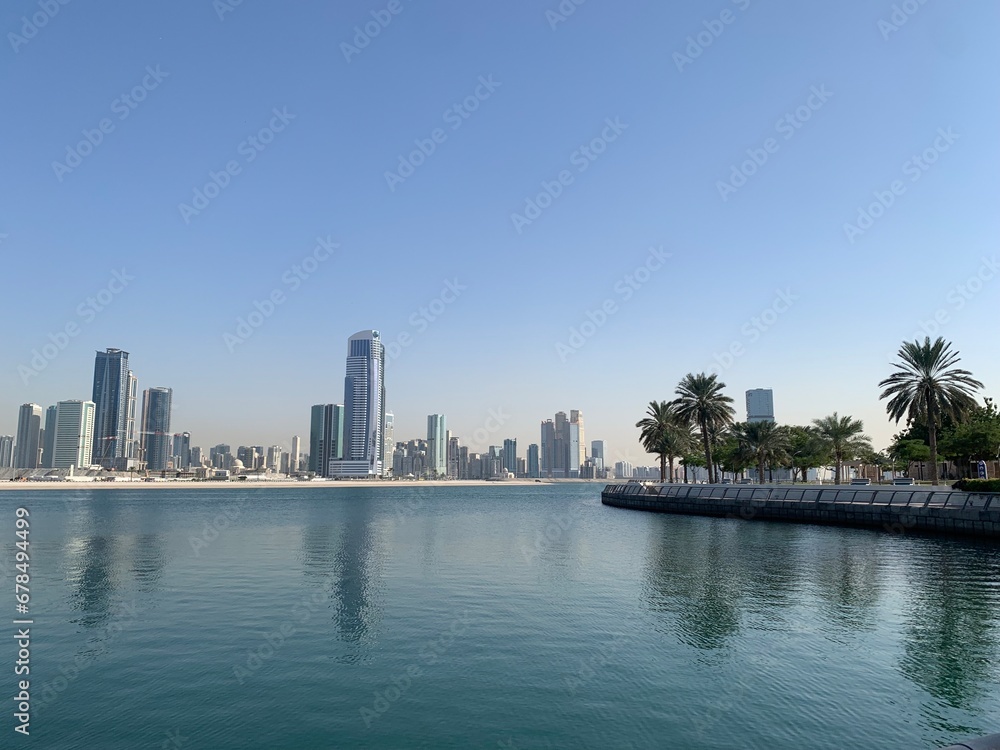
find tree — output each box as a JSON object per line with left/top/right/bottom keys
{"left": 636, "top": 401, "right": 692, "bottom": 482}
{"left": 672, "top": 373, "right": 736, "bottom": 483}
{"left": 879, "top": 337, "right": 984, "bottom": 486}
{"left": 715, "top": 432, "right": 752, "bottom": 481}
{"left": 890, "top": 438, "right": 931, "bottom": 478}
{"left": 730, "top": 421, "right": 790, "bottom": 484}
{"left": 679, "top": 452, "right": 705, "bottom": 484}
{"left": 812, "top": 413, "right": 872, "bottom": 485}
{"left": 938, "top": 399, "right": 1000, "bottom": 476}
{"left": 787, "top": 426, "right": 831, "bottom": 483}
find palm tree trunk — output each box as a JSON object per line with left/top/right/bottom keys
{"left": 659, "top": 453, "right": 666, "bottom": 483}
{"left": 927, "top": 392, "right": 939, "bottom": 486}
{"left": 700, "top": 419, "right": 713, "bottom": 483}
{"left": 834, "top": 452, "right": 841, "bottom": 485}
{"left": 668, "top": 453, "right": 675, "bottom": 483}
{"left": 757, "top": 459, "right": 765, "bottom": 484}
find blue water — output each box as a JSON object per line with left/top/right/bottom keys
{"left": 3, "top": 484, "right": 1000, "bottom": 749}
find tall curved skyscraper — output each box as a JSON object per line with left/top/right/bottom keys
{"left": 329, "top": 330, "right": 385, "bottom": 478}
{"left": 91, "top": 348, "right": 136, "bottom": 469}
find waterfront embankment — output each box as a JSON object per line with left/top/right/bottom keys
{"left": 602, "top": 482, "right": 1000, "bottom": 539}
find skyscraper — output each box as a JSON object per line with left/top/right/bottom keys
{"left": 91, "top": 348, "right": 131, "bottom": 468}
{"left": 746, "top": 389, "right": 775, "bottom": 423}
{"left": 52, "top": 400, "right": 95, "bottom": 469}
{"left": 125, "top": 371, "right": 139, "bottom": 462}
{"left": 383, "top": 412, "right": 394, "bottom": 475}
{"left": 554, "top": 411, "right": 569, "bottom": 478}
{"left": 0, "top": 436, "right": 14, "bottom": 469}
{"left": 237, "top": 446, "right": 258, "bottom": 470}
{"left": 540, "top": 420, "right": 555, "bottom": 478}
{"left": 309, "top": 404, "right": 344, "bottom": 476}
{"left": 330, "top": 330, "right": 385, "bottom": 478}
{"left": 14, "top": 403, "right": 43, "bottom": 469}
{"left": 41, "top": 405, "right": 57, "bottom": 468}
{"left": 570, "top": 410, "right": 586, "bottom": 469}
{"left": 427, "top": 414, "right": 447, "bottom": 477}
{"left": 172, "top": 432, "right": 191, "bottom": 469}
{"left": 448, "top": 436, "right": 460, "bottom": 479}
{"left": 210, "top": 444, "right": 232, "bottom": 470}
{"left": 140, "top": 387, "right": 172, "bottom": 471}
{"left": 591, "top": 440, "right": 605, "bottom": 474}
{"left": 290, "top": 435, "right": 301, "bottom": 473}
{"left": 266, "top": 445, "right": 283, "bottom": 470}
{"left": 502, "top": 438, "right": 518, "bottom": 475}
{"left": 309, "top": 404, "right": 330, "bottom": 475}
{"left": 527, "top": 443, "right": 540, "bottom": 478}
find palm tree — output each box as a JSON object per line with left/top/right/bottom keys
{"left": 636, "top": 401, "right": 691, "bottom": 482}
{"left": 812, "top": 413, "right": 872, "bottom": 485}
{"left": 672, "top": 373, "right": 736, "bottom": 483}
{"left": 731, "top": 421, "right": 790, "bottom": 484}
{"left": 879, "top": 337, "right": 983, "bottom": 486}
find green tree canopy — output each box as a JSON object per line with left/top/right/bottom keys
{"left": 939, "top": 399, "right": 1000, "bottom": 465}
{"left": 787, "top": 425, "right": 832, "bottom": 483}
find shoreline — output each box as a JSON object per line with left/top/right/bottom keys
{"left": 0, "top": 479, "right": 604, "bottom": 491}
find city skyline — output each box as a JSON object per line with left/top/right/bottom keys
{"left": 4, "top": 334, "right": 997, "bottom": 468}
{"left": 2, "top": 1, "right": 997, "bottom": 464}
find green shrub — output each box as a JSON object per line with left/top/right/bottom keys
{"left": 952, "top": 479, "right": 1000, "bottom": 493}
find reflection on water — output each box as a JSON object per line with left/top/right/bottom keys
{"left": 809, "top": 535, "right": 882, "bottom": 633}
{"left": 899, "top": 549, "right": 1000, "bottom": 725}
{"left": 642, "top": 519, "right": 803, "bottom": 651}
{"left": 66, "top": 533, "right": 122, "bottom": 631}
{"left": 299, "top": 493, "right": 383, "bottom": 650}
{"left": 128, "top": 533, "right": 165, "bottom": 592}
{"left": 642, "top": 514, "right": 1000, "bottom": 737}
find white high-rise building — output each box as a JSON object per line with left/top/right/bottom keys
{"left": 568, "top": 422, "right": 581, "bottom": 478}
{"left": 52, "top": 400, "right": 96, "bottom": 469}
{"left": 266, "top": 445, "right": 283, "bottom": 470}
{"left": 329, "top": 330, "right": 386, "bottom": 478}
{"left": 383, "top": 412, "right": 394, "bottom": 475}
{"left": 125, "top": 371, "right": 138, "bottom": 461}
{"left": 570, "top": 410, "right": 585, "bottom": 468}
{"left": 614, "top": 460, "right": 632, "bottom": 479}
{"left": 427, "top": 414, "right": 447, "bottom": 477}
{"left": 290, "top": 435, "right": 301, "bottom": 473}
{"left": 746, "top": 389, "right": 775, "bottom": 423}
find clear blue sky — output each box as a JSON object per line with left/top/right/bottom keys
{"left": 2, "top": 0, "right": 998, "bottom": 463}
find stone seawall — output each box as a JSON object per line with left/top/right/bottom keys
{"left": 601, "top": 483, "right": 1000, "bottom": 539}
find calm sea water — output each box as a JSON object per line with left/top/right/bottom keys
{"left": 3, "top": 483, "right": 1000, "bottom": 749}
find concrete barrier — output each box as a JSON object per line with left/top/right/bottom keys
{"left": 600, "top": 483, "right": 1000, "bottom": 539}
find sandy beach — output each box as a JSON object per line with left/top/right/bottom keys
{"left": 0, "top": 478, "right": 601, "bottom": 491}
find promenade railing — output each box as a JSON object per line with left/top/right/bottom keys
{"left": 602, "top": 483, "right": 998, "bottom": 512}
